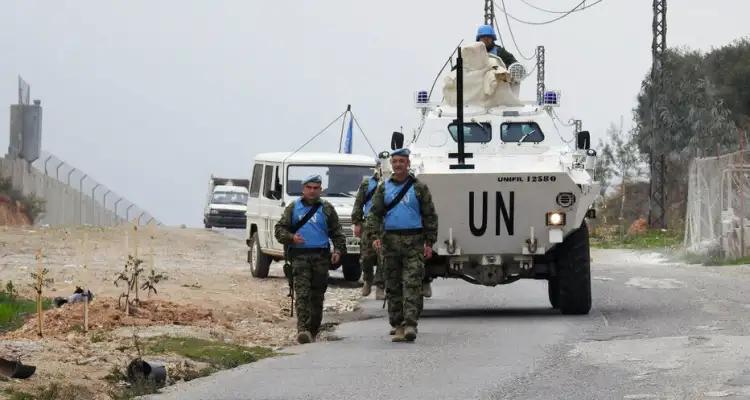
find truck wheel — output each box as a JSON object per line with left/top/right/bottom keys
{"left": 248, "top": 232, "right": 272, "bottom": 278}
{"left": 554, "top": 222, "right": 591, "bottom": 315}
{"left": 547, "top": 278, "right": 560, "bottom": 309}
{"left": 342, "top": 259, "right": 362, "bottom": 282}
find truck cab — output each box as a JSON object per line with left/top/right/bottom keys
{"left": 245, "top": 152, "right": 376, "bottom": 281}
{"left": 204, "top": 176, "right": 250, "bottom": 229}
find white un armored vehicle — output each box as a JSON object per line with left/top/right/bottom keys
{"left": 397, "top": 40, "right": 599, "bottom": 314}
{"left": 245, "top": 152, "right": 376, "bottom": 281}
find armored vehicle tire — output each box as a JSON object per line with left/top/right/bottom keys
{"left": 547, "top": 278, "right": 560, "bottom": 309}
{"left": 554, "top": 222, "right": 591, "bottom": 315}
{"left": 341, "top": 258, "right": 362, "bottom": 282}
{"left": 248, "top": 232, "right": 272, "bottom": 278}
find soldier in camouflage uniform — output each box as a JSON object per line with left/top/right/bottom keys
{"left": 275, "top": 174, "right": 346, "bottom": 344}
{"left": 369, "top": 148, "right": 438, "bottom": 342}
{"left": 352, "top": 162, "right": 385, "bottom": 299}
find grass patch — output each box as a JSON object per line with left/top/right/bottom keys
{"left": 4, "top": 383, "right": 92, "bottom": 400}
{"left": 3, "top": 387, "right": 34, "bottom": 400}
{"left": 0, "top": 292, "right": 52, "bottom": 332}
{"left": 148, "top": 336, "right": 276, "bottom": 369}
{"left": 591, "top": 229, "right": 682, "bottom": 250}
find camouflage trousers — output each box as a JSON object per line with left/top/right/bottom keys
{"left": 291, "top": 252, "right": 330, "bottom": 335}
{"left": 383, "top": 233, "right": 424, "bottom": 328}
{"left": 360, "top": 229, "right": 384, "bottom": 288}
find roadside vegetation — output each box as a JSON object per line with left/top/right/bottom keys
{"left": 0, "top": 176, "right": 45, "bottom": 223}
{"left": 590, "top": 225, "right": 682, "bottom": 250}
{"left": 0, "top": 280, "right": 51, "bottom": 332}
{"left": 102, "top": 335, "right": 277, "bottom": 399}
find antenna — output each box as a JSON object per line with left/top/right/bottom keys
{"left": 448, "top": 47, "right": 474, "bottom": 170}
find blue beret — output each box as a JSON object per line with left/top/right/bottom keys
{"left": 302, "top": 174, "right": 322, "bottom": 185}
{"left": 391, "top": 148, "right": 411, "bottom": 158}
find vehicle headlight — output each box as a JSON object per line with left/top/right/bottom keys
{"left": 546, "top": 212, "right": 566, "bottom": 226}
{"left": 210, "top": 209, "right": 219, "bottom": 215}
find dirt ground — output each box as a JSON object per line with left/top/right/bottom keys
{"left": 0, "top": 225, "right": 361, "bottom": 399}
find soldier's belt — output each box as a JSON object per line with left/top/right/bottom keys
{"left": 385, "top": 229, "right": 423, "bottom": 236}
{"left": 287, "top": 247, "right": 331, "bottom": 256}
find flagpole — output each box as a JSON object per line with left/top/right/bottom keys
{"left": 338, "top": 104, "right": 351, "bottom": 153}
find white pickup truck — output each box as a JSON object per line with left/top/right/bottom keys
{"left": 203, "top": 176, "right": 250, "bottom": 229}
{"left": 245, "top": 152, "right": 377, "bottom": 281}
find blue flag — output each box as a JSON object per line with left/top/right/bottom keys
{"left": 343, "top": 117, "right": 353, "bottom": 154}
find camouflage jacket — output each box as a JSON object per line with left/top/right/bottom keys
{"left": 366, "top": 174, "right": 438, "bottom": 245}
{"left": 274, "top": 198, "right": 347, "bottom": 254}
{"left": 351, "top": 174, "right": 379, "bottom": 225}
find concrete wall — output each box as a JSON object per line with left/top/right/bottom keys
{"left": 0, "top": 156, "right": 124, "bottom": 226}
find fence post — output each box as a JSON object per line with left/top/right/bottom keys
{"left": 43, "top": 155, "right": 53, "bottom": 176}
{"left": 102, "top": 190, "right": 112, "bottom": 226}
{"left": 79, "top": 175, "right": 88, "bottom": 225}
{"left": 126, "top": 204, "right": 135, "bottom": 223}
{"left": 740, "top": 131, "right": 746, "bottom": 258}
{"left": 66, "top": 168, "right": 76, "bottom": 185}
{"left": 56, "top": 162, "right": 64, "bottom": 182}
{"left": 91, "top": 184, "right": 101, "bottom": 226}
{"left": 114, "top": 198, "right": 123, "bottom": 226}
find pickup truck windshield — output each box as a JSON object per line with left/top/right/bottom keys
{"left": 212, "top": 191, "right": 248, "bottom": 205}
{"left": 287, "top": 165, "right": 373, "bottom": 197}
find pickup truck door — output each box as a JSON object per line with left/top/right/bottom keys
{"left": 246, "top": 163, "right": 263, "bottom": 242}
{"left": 259, "top": 164, "right": 285, "bottom": 253}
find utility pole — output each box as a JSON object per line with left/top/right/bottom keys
{"left": 484, "top": 0, "right": 494, "bottom": 25}
{"left": 649, "top": 0, "right": 667, "bottom": 229}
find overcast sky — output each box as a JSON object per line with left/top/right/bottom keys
{"left": 1, "top": 0, "right": 747, "bottom": 226}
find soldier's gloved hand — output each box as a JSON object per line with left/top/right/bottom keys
{"left": 292, "top": 233, "right": 305, "bottom": 245}
{"left": 353, "top": 224, "right": 362, "bottom": 238}
{"left": 423, "top": 243, "right": 433, "bottom": 260}
{"left": 373, "top": 239, "right": 382, "bottom": 251}
{"left": 331, "top": 252, "right": 341, "bottom": 265}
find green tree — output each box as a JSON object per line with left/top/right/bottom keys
{"left": 600, "top": 119, "right": 644, "bottom": 235}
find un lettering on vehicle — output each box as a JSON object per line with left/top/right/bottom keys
{"left": 468, "top": 191, "right": 514, "bottom": 237}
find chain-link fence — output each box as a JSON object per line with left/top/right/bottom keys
{"left": 0, "top": 151, "right": 160, "bottom": 226}
{"left": 685, "top": 150, "right": 750, "bottom": 259}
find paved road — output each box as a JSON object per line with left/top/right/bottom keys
{"left": 152, "top": 250, "right": 750, "bottom": 400}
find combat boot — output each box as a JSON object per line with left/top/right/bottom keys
{"left": 404, "top": 325, "right": 417, "bottom": 342}
{"left": 297, "top": 331, "right": 313, "bottom": 344}
{"left": 361, "top": 282, "right": 372, "bottom": 297}
{"left": 423, "top": 281, "right": 432, "bottom": 298}
{"left": 391, "top": 326, "right": 406, "bottom": 342}
{"left": 375, "top": 286, "right": 385, "bottom": 300}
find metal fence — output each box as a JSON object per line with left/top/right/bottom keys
{"left": 685, "top": 150, "right": 750, "bottom": 259}
{"left": 0, "top": 151, "right": 160, "bottom": 226}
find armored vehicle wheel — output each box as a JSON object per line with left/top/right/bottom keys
{"left": 547, "top": 278, "right": 560, "bottom": 309}
{"left": 341, "top": 258, "right": 362, "bottom": 282}
{"left": 248, "top": 232, "right": 272, "bottom": 278}
{"left": 554, "top": 223, "right": 591, "bottom": 315}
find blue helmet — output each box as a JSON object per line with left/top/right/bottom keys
{"left": 476, "top": 24, "right": 497, "bottom": 41}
